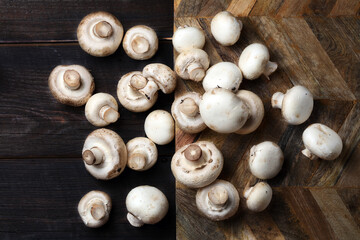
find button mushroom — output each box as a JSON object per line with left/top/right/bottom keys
{"left": 144, "top": 110, "right": 175, "bottom": 145}
{"left": 238, "top": 43, "right": 278, "bottom": 80}
{"left": 272, "top": 85, "right": 314, "bottom": 125}
{"left": 249, "top": 141, "right": 284, "bottom": 179}
{"left": 126, "top": 137, "right": 158, "bottom": 171}
{"left": 77, "top": 11, "right": 124, "bottom": 57}
{"left": 196, "top": 180, "right": 240, "bottom": 221}
{"left": 85, "top": 93, "right": 120, "bottom": 127}
{"left": 122, "top": 25, "right": 158, "bottom": 60}
{"left": 78, "top": 190, "right": 112, "bottom": 228}
{"left": 302, "top": 123, "right": 343, "bottom": 160}
{"left": 48, "top": 65, "right": 94, "bottom": 106}
{"left": 211, "top": 11, "right": 242, "bottom": 46}
{"left": 175, "top": 48, "right": 210, "bottom": 82}
{"left": 82, "top": 128, "right": 127, "bottom": 180}
{"left": 172, "top": 26, "right": 205, "bottom": 53}
{"left": 171, "top": 92, "right": 207, "bottom": 134}
{"left": 202, "top": 62, "right": 242, "bottom": 92}
{"left": 171, "top": 141, "right": 224, "bottom": 188}
{"left": 126, "top": 185, "right": 168, "bottom": 227}
{"left": 244, "top": 182, "right": 272, "bottom": 212}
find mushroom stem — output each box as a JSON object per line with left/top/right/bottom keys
{"left": 138, "top": 79, "right": 159, "bottom": 100}
{"left": 271, "top": 92, "right": 284, "bottom": 109}
{"left": 128, "top": 152, "right": 147, "bottom": 170}
{"left": 301, "top": 148, "right": 318, "bottom": 160}
{"left": 187, "top": 63, "right": 205, "bottom": 82}
{"left": 179, "top": 98, "right": 199, "bottom": 117}
{"left": 131, "top": 35, "right": 150, "bottom": 54}
{"left": 63, "top": 69, "right": 81, "bottom": 90}
{"left": 93, "top": 21, "right": 113, "bottom": 38}
{"left": 90, "top": 201, "right": 106, "bottom": 220}
{"left": 243, "top": 186, "right": 253, "bottom": 199}
{"left": 208, "top": 185, "right": 228, "bottom": 209}
{"left": 184, "top": 144, "right": 202, "bottom": 161}
{"left": 99, "top": 105, "right": 120, "bottom": 124}
{"left": 263, "top": 61, "right": 278, "bottom": 80}
{"left": 130, "top": 74, "right": 148, "bottom": 90}
{"left": 127, "top": 212, "right": 144, "bottom": 227}
{"left": 83, "top": 147, "right": 104, "bottom": 165}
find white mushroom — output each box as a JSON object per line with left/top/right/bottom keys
{"left": 175, "top": 48, "right": 210, "bottom": 82}
{"left": 48, "top": 65, "right": 94, "bottom": 106}
{"left": 302, "top": 123, "right": 343, "bottom": 160}
{"left": 122, "top": 25, "right": 158, "bottom": 60}
{"left": 85, "top": 93, "right": 120, "bottom": 127}
{"left": 244, "top": 182, "right": 272, "bottom": 212}
{"left": 238, "top": 43, "right": 278, "bottom": 80}
{"left": 171, "top": 141, "right": 224, "bottom": 188}
{"left": 202, "top": 62, "right": 242, "bottom": 92}
{"left": 126, "top": 137, "right": 158, "bottom": 171}
{"left": 272, "top": 85, "right": 314, "bottom": 125}
{"left": 78, "top": 190, "right": 111, "bottom": 228}
{"left": 126, "top": 186, "right": 168, "bottom": 227}
{"left": 211, "top": 11, "right": 242, "bottom": 46}
{"left": 172, "top": 26, "right": 205, "bottom": 53}
{"left": 171, "top": 92, "right": 206, "bottom": 134}
{"left": 82, "top": 128, "right": 127, "bottom": 180}
{"left": 144, "top": 110, "right": 174, "bottom": 145}
{"left": 77, "top": 11, "right": 124, "bottom": 57}
{"left": 196, "top": 180, "right": 240, "bottom": 221}
{"left": 249, "top": 141, "right": 284, "bottom": 179}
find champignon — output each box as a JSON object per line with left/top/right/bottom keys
{"left": 126, "top": 185, "right": 168, "bottom": 227}
{"left": 171, "top": 141, "right": 224, "bottom": 188}
{"left": 144, "top": 110, "right": 175, "bottom": 145}
{"left": 123, "top": 25, "right": 158, "bottom": 60}
{"left": 77, "top": 11, "right": 124, "bottom": 57}
{"left": 85, "top": 93, "right": 120, "bottom": 127}
{"left": 238, "top": 43, "right": 278, "bottom": 80}
{"left": 172, "top": 26, "right": 205, "bottom": 53}
{"left": 175, "top": 48, "right": 210, "bottom": 82}
{"left": 48, "top": 65, "right": 94, "bottom": 106}
{"left": 211, "top": 11, "right": 242, "bottom": 46}
{"left": 244, "top": 182, "right": 272, "bottom": 212}
{"left": 202, "top": 62, "right": 242, "bottom": 92}
{"left": 302, "top": 123, "right": 343, "bottom": 160}
{"left": 196, "top": 180, "right": 239, "bottom": 221}
{"left": 272, "top": 85, "right": 314, "bottom": 125}
{"left": 249, "top": 141, "right": 284, "bottom": 179}
{"left": 126, "top": 137, "right": 158, "bottom": 171}
{"left": 171, "top": 92, "right": 207, "bottom": 134}
{"left": 78, "top": 190, "right": 112, "bottom": 228}
{"left": 82, "top": 128, "right": 127, "bottom": 180}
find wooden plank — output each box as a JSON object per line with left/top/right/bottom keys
{"left": 302, "top": 0, "right": 337, "bottom": 17}
{"left": 0, "top": 0, "right": 173, "bottom": 42}
{"left": 337, "top": 188, "right": 360, "bottom": 227}
{"left": 329, "top": 0, "right": 360, "bottom": 16}
{"left": 336, "top": 142, "right": 360, "bottom": 187}
{"left": 226, "top": 0, "right": 257, "bottom": 17}
{"left": 175, "top": 0, "right": 231, "bottom": 18}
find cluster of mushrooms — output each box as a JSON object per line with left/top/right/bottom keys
{"left": 49, "top": 10, "right": 344, "bottom": 227}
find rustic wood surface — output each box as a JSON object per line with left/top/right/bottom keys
{"left": 174, "top": 1, "right": 360, "bottom": 239}
{"left": 0, "top": 1, "right": 175, "bottom": 239}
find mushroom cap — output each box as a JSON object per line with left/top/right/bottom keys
{"left": 78, "top": 190, "right": 112, "bottom": 228}
{"left": 77, "top": 11, "right": 124, "bottom": 57}
{"left": 244, "top": 182, "right": 272, "bottom": 212}
{"left": 210, "top": 11, "right": 242, "bottom": 46}
{"left": 196, "top": 180, "right": 240, "bottom": 221}
{"left": 82, "top": 128, "right": 127, "bottom": 180}
{"left": 144, "top": 110, "right": 175, "bottom": 145}
{"left": 85, "top": 93, "right": 119, "bottom": 127}
{"left": 203, "top": 62, "right": 242, "bottom": 92}
{"left": 126, "top": 185, "right": 168, "bottom": 226}
{"left": 126, "top": 137, "right": 158, "bottom": 171}
{"left": 249, "top": 141, "right": 284, "bottom": 179}
{"left": 172, "top": 26, "right": 205, "bottom": 53}
{"left": 238, "top": 43, "right": 270, "bottom": 80}
{"left": 175, "top": 48, "right": 210, "bottom": 81}
{"left": 302, "top": 123, "right": 343, "bottom": 160}
{"left": 171, "top": 141, "right": 224, "bottom": 188}
{"left": 235, "top": 90, "right": 264, "bottom": 134}
{"left": 122, "top": 25, "right": 158, "bottom": 60}
{"left": 117, "top": 71, "right": 158, "bottom": 112}
{"left": 48, "top": 65, "right": 94, "bottom": 106}
{"left": 171, "top": 92, "right": 207, "bottom": 134}
{"left": 199, "top": 88, "right": 250, "bottom": 133}
{"left": 142, "top": 63, "right": 177, "bottom": 94}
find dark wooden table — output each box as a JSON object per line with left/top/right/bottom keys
{"left": 0, "top": 1, "right": 175, "bottom": 239}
